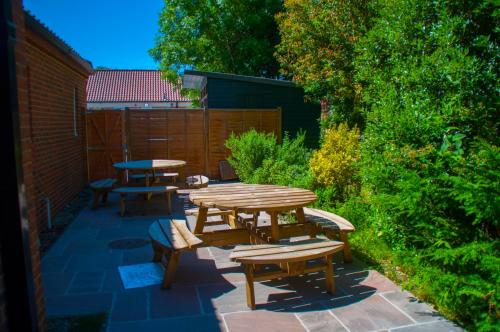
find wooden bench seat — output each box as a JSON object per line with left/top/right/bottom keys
{"left": 89, "top": 178, "right": 117, "bottom": 209}
{"left": 149, "top": 219, "right": 203, "bottom": 288}
{"left": 230, "top": 238, "right": 344, "bottom": 309}
{"left": 303, "top": 207, "right": 355, "bottom": 263}
{"left": 112, "top": 186, "right": 178, "bottom": 216}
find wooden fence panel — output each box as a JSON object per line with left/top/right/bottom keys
{"left": 86, "top": 108, "right": 280, "bottom": 181}
{"left": 206, "top": 109, "right": 281, "bottom": 178}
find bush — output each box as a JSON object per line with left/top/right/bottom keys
{"left": 310, "top": 123, "right": 360, "bottom": 201}
{"left": 226, "top": 130, "right": 312, "bottom": 188}
{"left": 225, "top": 129, "right": 277, "bottom": 183}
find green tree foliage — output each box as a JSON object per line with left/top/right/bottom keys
{"left": 276, "top": 0, "right": 499, "bottom": 328}
{"left": 275, "top": 0, "right": 372, "bottom": 125}
{"left": 150, "top": 0, "right": 283, "bottom": 82}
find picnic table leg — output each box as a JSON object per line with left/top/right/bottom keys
{"left": 295, "top": 207, "right": 306, "bottom": 223}
{"left": 91, "top": 190, "right": 101, "bottom": 209}
{"left": 162, "top": 251, "right": 180, "bottom": 289}
{"left": 119, "top": 194, "right": 126, "bottom": 217}
{"left": 145, "top": 171, "right": 152, "bottom": 200}
{"left": 165, "top": 192, "right": 172, "bottom": 214}
{"left": 244, "top": 264, "right": 256, "bottom": 310}
{"left": 325, "top": 254, "right": 335, "bottom": 294}
{"left": 270, "top": 211, "right": 279, "bottom": 242}
{"left": 340, "top": 232, "right": 353, "bottom": 263}
{"left": 194, "top": 206, "right": 208, "bottom": 234}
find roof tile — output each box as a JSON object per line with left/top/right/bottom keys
{"left": 87, "top": 70, "right": 191, "bottom": 103}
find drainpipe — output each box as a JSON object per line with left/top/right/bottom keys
{"left": 42, "top": 197, "right": 52, "bottom": 230}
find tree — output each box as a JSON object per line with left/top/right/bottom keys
{"left": 150, "top": 0, "right": 283, "bottom": 82}
{"left": 275, "top": 0, "right": 372, "bottom": 126}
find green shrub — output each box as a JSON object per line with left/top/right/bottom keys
{"left": 225, "top": 129, "right": 277, "bottom": 183}
{"left": 226, "top": 130, "right": 312, "bottom": 188}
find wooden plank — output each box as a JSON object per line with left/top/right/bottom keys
{"left": 231, "top": 245, "right": 343, "bottom": 264}
{"left": 230, "top": 239, "right": 342, "bottom": 260}
{"left": 157, "top": 219, "right": 188, "bottom": 250}
{"left": 171, "top": 220, "right": 203, "bottom": 248}
{"left": 304, "top": 207, "right": 355, "bottom": 232}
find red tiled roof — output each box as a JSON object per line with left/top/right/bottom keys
{"left": 87, "top": 70, "right": 191, "bottom": 102}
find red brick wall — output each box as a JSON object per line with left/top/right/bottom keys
{"left": 11, "top": 0, "right": 46, "bottom": 329}
{"left": 25, "top": 26, "right": 89, "bottom": 231}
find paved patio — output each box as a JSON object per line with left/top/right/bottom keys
{"left": 41, "top": 184, "right": 464, "bottom": 331}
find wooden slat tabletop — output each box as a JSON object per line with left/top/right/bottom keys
{"left": 189, "top": 183, "right": 317, "bottom": 212}
{"left": 113, "top": 159, "right": 186, "bottom": 170}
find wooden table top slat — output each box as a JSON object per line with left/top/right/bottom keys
{"left": 190, "top": 183, "right": 316, "bottom": 212}
{"left": 113, "top": 159, "right": 186, "bottom": 170}
{"left": 192, "top": 194, "right": 317, "bottom": 206}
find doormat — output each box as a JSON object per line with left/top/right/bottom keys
{"left": 118, "top": 262, "right": 164, "bottom": 289}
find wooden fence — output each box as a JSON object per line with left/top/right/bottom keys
{"left": 86, "top": 108, "right": 281, "bottom": 182}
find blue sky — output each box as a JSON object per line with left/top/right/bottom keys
{"left": 24, "top": 0, "right": 164, "bottom": 69}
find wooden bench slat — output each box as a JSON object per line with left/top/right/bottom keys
{"left": 171, "top": 220, "right": 203, "bottom": 248}
{"left": 303, "top": 207, "right": 355, "bottom": 232}
{"left": 230, "top": 239, "right": 343, "bottom": 261}
{"left": 158, "top": 219, "right": 188, "bottom": 250}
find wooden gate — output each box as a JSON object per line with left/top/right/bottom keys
{"left": 86, "top": 110, "right": 125, "bottom": 181}
{"left": 86, "top": 108, "right": 280, "bottom": 181}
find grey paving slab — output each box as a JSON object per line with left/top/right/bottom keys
{"left": 108, "top": 315, "right": 226, "bottom": 332}
{"left": 110, "top": 289, "right": 148, "bottom": 322}
{"left": 297, "top": 310, "right": 348, "bottom": 332}
{"left": 101, "top": 268, "right": 124, "bottom": 293}
{"left": 390, "top": 320, "right": 464, "bottom": 331}
{"left": 42, "top": 272, "right": 74, "bottom": 296}
{"left": 41, "top": 255, "right": 72, "bottom": 273}
{"left": 45, "top": 292, "right": 113, "bottom": 316}
{"left": 331, "top": 294, "right": 414, "bottom": 332}
{"left": 64, "top": 252, "right": 123, "bottom": 273}
{"left": 149, "top": 285, "right": 202, "bottom": 319}
{"left": 382, "top": 291, "right": 443, "bottom": 323}
{"left": 223, "top": 311, "right": 305, "bottom": 332}
{"left": 121, "top": 246, "right": 154, "bottom": 265}
{"left": 67, "top": 271, "right": 105, "bottom": 294}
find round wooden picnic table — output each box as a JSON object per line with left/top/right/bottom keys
{"left": 189, "top": 183, "right": 317, "bottom": 242}
{"left": 113, "top": 159, "right": 186, "bottom": 198}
